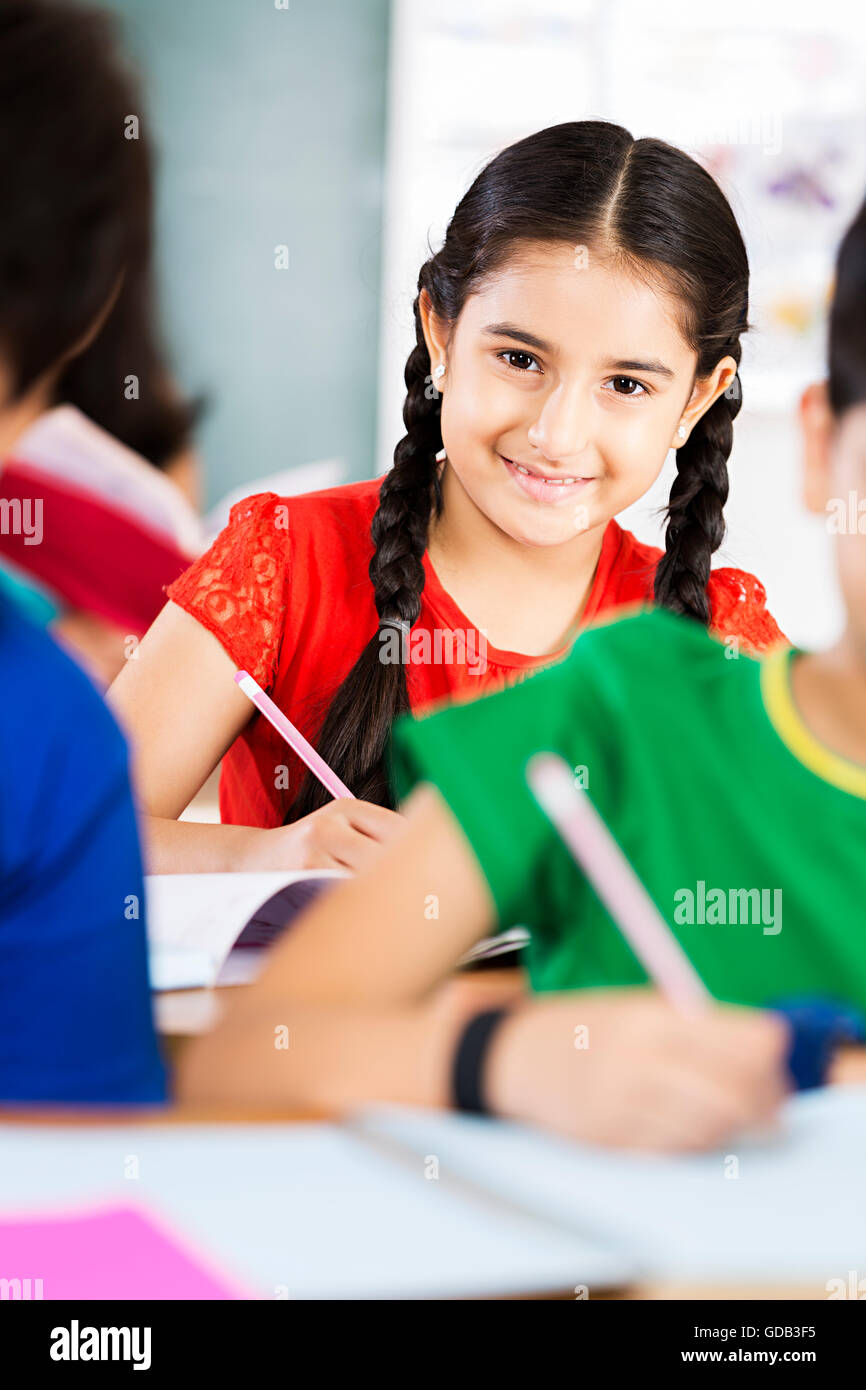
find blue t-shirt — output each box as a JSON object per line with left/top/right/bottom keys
{"left": 0, "top": 599, "right": 166, "bottom": 1103}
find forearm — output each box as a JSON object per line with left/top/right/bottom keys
{"left": 175, "top": 994, "right": 458, "bottom": 1112}
{"left": 140, "top": 814, "right": 283, "bottom": 874}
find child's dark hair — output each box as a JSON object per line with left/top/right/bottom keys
{"left": 291, "top": 119, "right": 750, "bottom": 816}
{"left": 829, "top": 196, "right": 866, "bottom": 418}
{"left": 0, "top": 0, "right": 198, "bottom": 465}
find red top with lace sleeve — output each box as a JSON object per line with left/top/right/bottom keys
{"left": 165, "top": 478, "right": 787, "bottom": 828}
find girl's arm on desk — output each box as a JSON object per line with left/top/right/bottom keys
{"left": 107, "top": 601, "right": 402, "bottom": 873}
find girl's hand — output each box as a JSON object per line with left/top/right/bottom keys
{"left": 485, "top": 990, "right": 790, "bottom": 1152}
{"left": 245, "top": 798, "right": 404, "bottom": 873}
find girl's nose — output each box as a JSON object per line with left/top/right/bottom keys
{"left": 527, "top": 380, "right": 590, "bottom": 462}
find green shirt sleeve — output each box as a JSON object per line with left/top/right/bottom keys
{"left": 388, "top": 641, "right": 614, "bottom": 933}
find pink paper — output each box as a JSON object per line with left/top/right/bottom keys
{"left": 0, "top": 1204, "right": 246, "bottom": 1300}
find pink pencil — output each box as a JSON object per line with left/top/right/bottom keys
{"left": 526, "top": 752, "right": 710, "bottom": 1015}
{"left": 234, "top": 670, "right": 354, "bottom": 801}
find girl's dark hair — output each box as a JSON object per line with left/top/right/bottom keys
{"left": 0, "top": 0, "right": 197, "bottom": 465}
{"left": 290, "top": 119, "right": 750, "bottom": 817}
{"left": 829, "top": 196, "right": 866, "bottom": 418}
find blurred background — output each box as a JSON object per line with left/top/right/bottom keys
{"left": 104, "top": 0, "right": 866, "bottom": 647}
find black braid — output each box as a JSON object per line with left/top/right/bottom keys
{"left": 653, "top": 361, "right": 742, "bottom": 625}
{"left": 370, "top": 345, "right": 443, "bottom": 629}
{"left": 286, "top": 280, "right": 443, "bottom": 818}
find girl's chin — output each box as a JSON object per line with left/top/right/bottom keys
{"left": 494, "top": 508, "right": 596, "bottom": 548}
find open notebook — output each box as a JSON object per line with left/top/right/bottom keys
{"left": 145, "top": 872, "right": 528, "bottom": 992}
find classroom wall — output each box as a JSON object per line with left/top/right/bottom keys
{"left": 105, "top": 0, "right": 391, "bottom": 506}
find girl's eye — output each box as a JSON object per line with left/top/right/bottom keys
{"left": 605, "top": 375, "right": 650, "bottom": 397}
{"left": 497, "top": 349, "right": 541, "bottom": 373}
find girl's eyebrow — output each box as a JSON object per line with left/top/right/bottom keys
{"left": 604, "top": 357, "right": 676, "bottom": 380}
{"left": 482, "top": 322, "right": 551, "bottom": 352}
{"left": 482, "top": 324, "right": 676, "bottom": 380}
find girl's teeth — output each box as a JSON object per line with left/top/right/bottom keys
{"left": 513, "top": 462, "right": 578, "bottom": 484}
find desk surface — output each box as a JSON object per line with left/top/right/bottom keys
{"left": 0, "top": 1105, "right": 834, "bottom": 1302}
{"left": 0, "top": 1109, "right": 630, "bottom": 1299}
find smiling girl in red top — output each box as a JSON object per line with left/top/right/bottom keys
{"left": 110, "top": 120, "right": 785, "bottom": 872}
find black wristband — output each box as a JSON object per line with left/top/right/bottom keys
{"left": 451, "top": 1007, "right": 512, "bottom": 1114}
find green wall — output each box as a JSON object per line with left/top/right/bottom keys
{"left": 106, "top": 0, "right": 390, "bottom": 503}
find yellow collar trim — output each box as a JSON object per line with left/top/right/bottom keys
{"left": 761, "top": 648, "right": 866, "bottom": 801}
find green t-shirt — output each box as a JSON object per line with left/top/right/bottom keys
{"left": 388, "top": 608, "right": 866, "bottom": 1013}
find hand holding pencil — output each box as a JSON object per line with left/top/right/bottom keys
{"left": 234, "top": 669, "right": 402, "bottom": 873}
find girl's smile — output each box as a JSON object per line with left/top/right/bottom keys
{"left": 500, "top": 453, "right": 598, "bottom": 506}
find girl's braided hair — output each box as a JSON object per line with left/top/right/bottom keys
{"left": 290, "top": 120, "right": 749, "bottom": 817}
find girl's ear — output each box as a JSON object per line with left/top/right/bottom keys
{"left": 674, "top": 356, "right": 738, "bottom": 447}
{"left": 800, "top": 380, "right": 835, "bottom": 515}
{"left": 418, "top": 289, "right": 449, "bottom": 379}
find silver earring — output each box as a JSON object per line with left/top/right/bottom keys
{"left": 435, "top": 447, "right": 447, "bottom": 463}
{"left": 676, "top": 425, "right": 687, "bottom": 441}
{"left": 433, "top": 364, "right": 446, "bottom": 382}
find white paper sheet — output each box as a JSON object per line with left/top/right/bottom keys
{"left": 0, "top": 1123, "right": 631, "bottom": 1299}
{"left": 144, "top": 871, "right": 343, "bottom": 991}
{"left": 355, "top": 1086, "right": 866, "bottom": 1286}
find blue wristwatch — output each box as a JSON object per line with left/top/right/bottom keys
{"left": 771, "top": 996, "right": 866, "bottom": 1091}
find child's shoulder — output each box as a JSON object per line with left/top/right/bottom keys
{"left": 0, "top": 599, "right": 127, "bottom": 778}
{"left": 285, "top": 475, "right": 383, "bottom": 509}
{"left": 706, "top": 566, "right": 787, "bottom": 655}
{"left": 572, "top": 604, "right": 762, "bottom": 692}
{"left": 218, "top": 478, "right": 383, "bottom": 571}
{"left": 607, "top": 522, "right": 785, "bottom": 657}
{"left": 1, "top": 597, "right": 106, "bottom": 710}
{"left": 225, "top": 477, "right": 382, "bottom": 530}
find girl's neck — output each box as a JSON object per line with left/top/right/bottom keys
{"left": 426, "top": 460, "right": 608, "bottom": 657}
{"left": 790, "top": 632, "right": 866, "bottom": 771}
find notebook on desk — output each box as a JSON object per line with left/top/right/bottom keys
{"left": 144, "top": 871, "right": 345, "bottom": 990}
{"left": 3, "top": 1088, "right": 864, "bottom": 1298}
{"left": 145, "top": 871, "right": 528, "bottom": 992}
{"left": 353, "top": 1085, "right": 866, "bottom": 1286}
{"left": 0, "top": 1120, "right": 632, "bottom": 1299}
{"left": 0, "top": 1206, "right": 247, "bottom": 1300}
